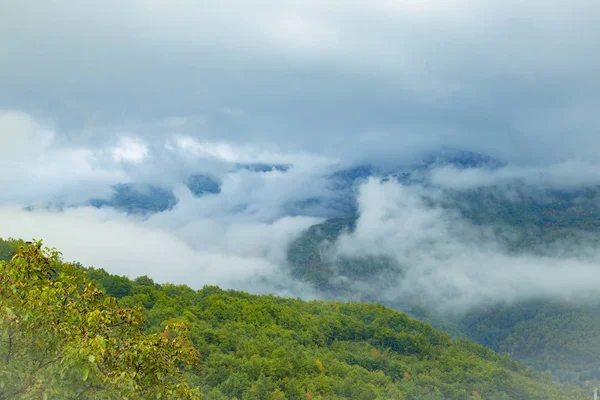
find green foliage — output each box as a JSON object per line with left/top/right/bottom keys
{"left": 85, "top": 267, "right": 133, "bottom": 298}
{"left": 0, "top": 241, "right": 201, "bottom": 399}
{"left": 287, "top": 217, "right": 357, "bottom": 290}
{"left": 0, "top": 237, "right": 24, "bottom": 262}
{"left": 0, "top": 238, "right": 592, "bottom": 399}
{"left": 455, "top": 188, "right": 600, "bottom": 236}
{"left": 114, "top": 279, "right": 587, "bottom": 399}
{"left": 461, "top": 300, "right": 600, "bottom": 387}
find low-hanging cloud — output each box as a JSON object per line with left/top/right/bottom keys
{"left": 5, "top": 109, "right": 600, "bottom": 314}
{"left": 0, "top": 111, "right": 126, "bottom": 205}
{"left": 0, "top": 204, "right": 320, "bottom": 298}
{"left": 332, "top": 179, "right": 600, "bottom": 313}
{"left": 0, "top": 111, "right": 343, "bottom": 220}
{"left": 428, "top": 160, "right": 600, "bottom": 191}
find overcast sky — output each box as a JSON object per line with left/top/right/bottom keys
{"left": 1, "top": 0, "right": 599, "bottom": 165}
{"left": 2, "top": 1, "right": 600, "bottom": 307}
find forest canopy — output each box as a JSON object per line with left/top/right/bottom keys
{"left": 0, "top": 239, "right": 590, "bottom": 399}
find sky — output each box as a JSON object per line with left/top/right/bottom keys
{"left": 2, "top": 1, "right": 600, "bottom": 311}
{"left": 2, "top": 0, "right": 599, "bottom": 164}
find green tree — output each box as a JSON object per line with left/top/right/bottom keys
{"left": 0, "top": 241, "right": 201, "bottom": 399}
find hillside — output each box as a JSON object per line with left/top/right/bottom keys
{"left": 286, "top": 189, "right": 600, "bottom": 387}
{"left": 461, "top": 301, "right": 600, "bottom": 384}
{"left": 0, "top": 239, "right": 590, "bottom": 399}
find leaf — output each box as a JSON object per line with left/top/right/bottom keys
{"left": 4, "top": 307, "right": 15, "bottom": 318}
{"left": 82, "top": 366, "right": 90, "bottom": 382}
{"left": 89, "top": 355, "right": 96, "bottom": 363}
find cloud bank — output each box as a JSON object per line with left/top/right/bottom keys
{"left": 332, "top": 179, "right": 600, "bottom": 312}
{"left": 0, "top": 204, "right": 320, "bottom": 298}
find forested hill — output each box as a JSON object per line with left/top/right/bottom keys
{"left": 0, "top": 239, "right": 590, "bottom": 399}
{"left": 285, "top": 190, "right": 600, "bottom": 387}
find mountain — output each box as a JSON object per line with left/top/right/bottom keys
{"left": 76, "top": 149, "right": 505, "bottom": 217}
{"left": 286, "top": 186, "right": 600, "bottom": 387}
{"left": 0, "top": 239, "right": 589, "bottom": 399}
{"left": 16, "top": 149, "right": 600, "bottom": 391}
{"left": 186, "top": 174, "right": 222, "bottom": 197}
{"left": 420, "top": 148, "right": 506, "bottom": 170}
{"left": 85, "top": 174, "right": 222, "bottom": 214}
{"left": 88, "top": 183, "right": 178, "bottom": 214}
{"left": 460, "top": 300, "right": 600, "bottom": 384}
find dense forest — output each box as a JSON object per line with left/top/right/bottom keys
{"left": 0, "top": 239, "right": 590, "bottom": 399}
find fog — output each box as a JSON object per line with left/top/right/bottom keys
{"left": 333, "top": 179, "right": 600, "bottom": 313}
{"left": 428, "top": 160, "right": 600, "bottom": 191}
{"left": 4, "top": 156, "right": 600, "bottom": 315}
{"left": 0, "top": 204, "right": 320, "bottom": 298}
{"left": 3, "top": 110, "right": 600, "bottom": 313}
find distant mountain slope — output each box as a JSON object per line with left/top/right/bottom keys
{"left": 286, "top": 188, "right": 600, "bottom": 387}
{"left": 76, "top": 149, "right": 506, "bottom": 217}
{"left": 420, "top": 148, "right": 506, "bottom": 170}
{"left": 186, "top": 174, "right": 221, "bottom": 197}
{"left": 88, "top": 183, "right": 178, "bottom": 214}
{"left": 460, "top": 300, "right": 600, "bottom": 384}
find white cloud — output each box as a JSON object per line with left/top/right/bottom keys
{"left": 0, "top": 110, "right": 54, "bottom": 163}
{"left": 0, "top": 111, "right": 128, "bottom": 204}
{"left": 333, "top": 179, "right": 600, "bottom": 312}
{"left": 167, "top": 135, "right": 334, "bottom": 166}
{"left": 112, "top": 136, "right": 149, "bottom": 164}
{"left": 0, "top": 205, "right": 319, "bottom": 297}
{"left": 428, "top": 160, "right": 600, "bottom": 191}
{"left": 4, "top": 109, "right": 600, "bottom": 313}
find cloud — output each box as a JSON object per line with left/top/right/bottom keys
{"left": 0, "top": 110, "right": 344, "bottom": 212}
{"left": 167, "top": 135, "right": 333, "bottom": 166}
{"left": 0, "top": 205, "right": 320, "bottom": 297}
{"left": 4, "top": 110, "right": 600, "bottom": 313}
{"left": 428, "top": 160, "right": 600, "bottom": 191}
{"left": 0, "top": 1, "right": 598, "bottom": 164}
{"left": 0, "top": 111, "right": 54, "bottom": 161}
{"left": 112, "top": 137, "right": 149, "bottom": 164}
{"left": 0, "top": 111, "right": 126, "bottom": 204}
{"left": 332, "top": 179, "right": 600, "bottom": 312}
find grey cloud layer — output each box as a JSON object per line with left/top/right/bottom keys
{"left": 1, "top": 1, "right": 599, "bottom": 164}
